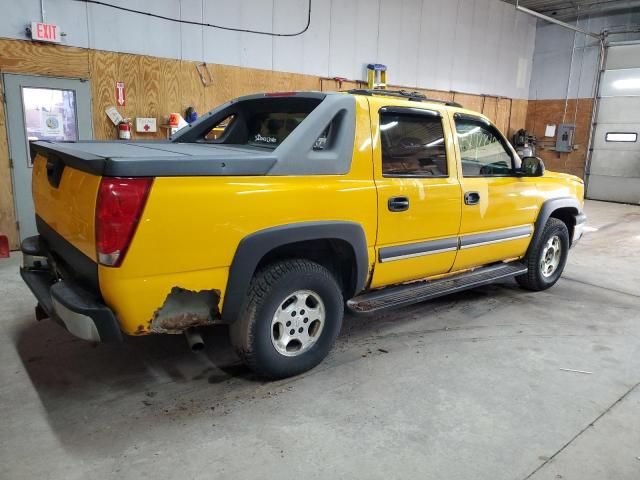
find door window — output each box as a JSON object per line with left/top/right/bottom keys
{"left": 455, "top": 117, "right": 517, "bottom": 177}
{"left": 21, "top": 87, "right": 78, "bottom": 166}
{"left": 380, "top": 112, "right": 448, "bottom": 177}
{"left": 605, "top": 132, "right": 637, "bottom": 142}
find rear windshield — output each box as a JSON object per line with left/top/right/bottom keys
{"left": 246, "top": 112, "right": 309, "bottom": 147}
{"left": 197, "top": 97, "right": 322, "bottom": 149}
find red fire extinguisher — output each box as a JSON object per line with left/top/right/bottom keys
{"left": 118, "top": 119, "right": 132, "bottom": 140}
{"left": 0, "top": 234, "right": 9, "bottom": 258}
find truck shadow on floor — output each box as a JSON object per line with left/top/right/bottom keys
{"left": 13, "top": 282, "right": 517, "bottom": 455}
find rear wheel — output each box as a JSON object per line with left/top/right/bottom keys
{"left": 230, "top": 259, "right": 344, "bottom": 379}
{"left": 516, "top": 217, "right": 570, "bottom": 291}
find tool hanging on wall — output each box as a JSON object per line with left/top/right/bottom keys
{"left": 196, "top": 63, "right": 214, "bottom": 86}
{"left": 367, "top": 64, "right": 387, "bottom": 90}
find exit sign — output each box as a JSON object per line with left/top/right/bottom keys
{"left": 30, "top": 22, "right": 61, "bottom": 43}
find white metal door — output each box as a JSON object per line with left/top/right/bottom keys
{"left": 3, "top": 74, "right": 93, "bottom": 240}
{"left": 587, "top": 44, "right": 640, "bottom": 204}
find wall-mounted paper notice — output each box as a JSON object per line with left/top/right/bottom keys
{"left": 545, "top": 124, "right": 556, "bottom": 137}
{"left": 105, "top": 106, "right": 124, "bottom": 126}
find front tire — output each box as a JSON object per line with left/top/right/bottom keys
{"left": 230, "top": 259, "right": 344, "bottom": 379}
{"left": 516, "top": 217, "right": 570, "bottom": 291}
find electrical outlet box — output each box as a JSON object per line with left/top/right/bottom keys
{"left": 555, "top": 124, "right": 575, "bottom": 153}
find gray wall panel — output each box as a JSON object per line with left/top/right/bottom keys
{"left": 1, "top": 0, "right": 536, "bottom": 98}
{"left": 377, "top": 0, "right": 422, "bottom": 88}
{"left": 529, "top": 10, "right": 640, "bottom": 100}
{"left": 179, "top": 0, "right": 205, "bottom": 63}
{"left": 87, "top": 0, "right": 182, "bottom": 59}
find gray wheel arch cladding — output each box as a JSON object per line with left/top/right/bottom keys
{"left": 529, "top": 197, "right": 581, "bottom": 255}
{"left": 222, "top": 221, "right": 369, "bottom": 323}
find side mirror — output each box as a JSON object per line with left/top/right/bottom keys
{"left": 519, "top": 156, "right": 545, "bottom": 177}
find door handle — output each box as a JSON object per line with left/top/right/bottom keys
{"left": 464, "top": 191, "right": 480, "bottom": 205}
{"left": 388, "top": 196, "right": 410, "bottom": 212}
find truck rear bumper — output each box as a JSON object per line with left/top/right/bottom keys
{"left": 20, "top": 237, "right": 122, "bottom": 343}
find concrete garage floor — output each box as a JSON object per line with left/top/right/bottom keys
{"left": 1, "top": 200, "right": 639, "bottom": 480}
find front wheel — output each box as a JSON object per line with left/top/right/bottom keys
{"left": 229, "top": 259, "right": 344, "bottom": 379}
{"left": 516, "top": 217, "right": 570, "bottom": 291}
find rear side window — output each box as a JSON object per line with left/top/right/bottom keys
{"left": 455, "top": 117, "right": 515, "bottom": 176}
{"left": 196, "top": 97, "right": 323, "bottom": 149}
{"left": 204, "top": 114, "right": 235, "bottom": 140}
{"left": 380, "top": 112, "right": 448, "bottom": 177}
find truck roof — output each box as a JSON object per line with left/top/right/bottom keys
{"left": 346, "top": 88, "right": 463, "bottom": 108}
{"left": 343, "top": 89, "right": 491, "bottom": 121}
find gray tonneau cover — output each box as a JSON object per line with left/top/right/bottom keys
{"left": 30, "top": 141, "right": 277, "bottom": 177}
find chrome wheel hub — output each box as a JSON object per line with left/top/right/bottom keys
{"left": 540, "top": 235, "right": 562, "bottom": 278}
{"left": 271, "top": 290, "right": 325, "bottom": 357}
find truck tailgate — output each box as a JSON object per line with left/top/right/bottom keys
{"left": 32, "top": 151, "right": 101, "bottom": 261}
{"left": 30, "top": 140, "right": 178, "bottom": 261}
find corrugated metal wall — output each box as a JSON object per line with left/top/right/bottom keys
{"left": 0, "top": 0, "right": 537, "bottom": 98}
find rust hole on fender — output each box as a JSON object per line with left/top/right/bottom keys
{"left": 150, "top": 287, "right": 221, "bottom": 334}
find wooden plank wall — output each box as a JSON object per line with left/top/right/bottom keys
{"left": 0, "top": 38, "right": 528, "bottom": 249}
{"left": 89, "top": 54, "right": 322, "bottom": 141}
{"left": 525, "top": 99, "right": 594, "bottom": 179}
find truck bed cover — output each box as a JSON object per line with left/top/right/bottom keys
{"left": 30, "top": 141, "right": 277, "bottom": 177}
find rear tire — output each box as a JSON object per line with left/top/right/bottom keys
{"left": 516, "top": 217, "right": 570, "bottom": 291}
{"left": 229, "top": 259, "right": 344, "bottom": 379}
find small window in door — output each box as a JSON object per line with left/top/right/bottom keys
{"left": 605, "top": 132, "right": 637, "bottom": 143}
{"left": 380, "top": 112, "right": 448, "bottom": 177}
{"left": 21, "top": 87, "right": 78, "bottom": 167}
{"left": 455, "top": 117, "right": 517, "bottom": 177}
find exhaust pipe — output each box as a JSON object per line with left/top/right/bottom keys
{"left": 184, "top": 328, "right": 205, "bottom": 352}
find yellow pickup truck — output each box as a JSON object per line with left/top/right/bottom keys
{"left": 21, "top": 89, "right": 585, "bottom": 378}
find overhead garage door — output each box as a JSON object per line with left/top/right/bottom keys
{"left": 587, "top": 43, "right": 640, "bottom": 204}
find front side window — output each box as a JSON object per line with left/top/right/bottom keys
{"left": 380, "top": 112, "right": 448, "bottom": 177}
{"left": 455, "top": 117, "right": 515, "bottom": 176}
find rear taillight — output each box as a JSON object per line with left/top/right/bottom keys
{"left": 95, "top": 177, "right": 153, "bottom": 267}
